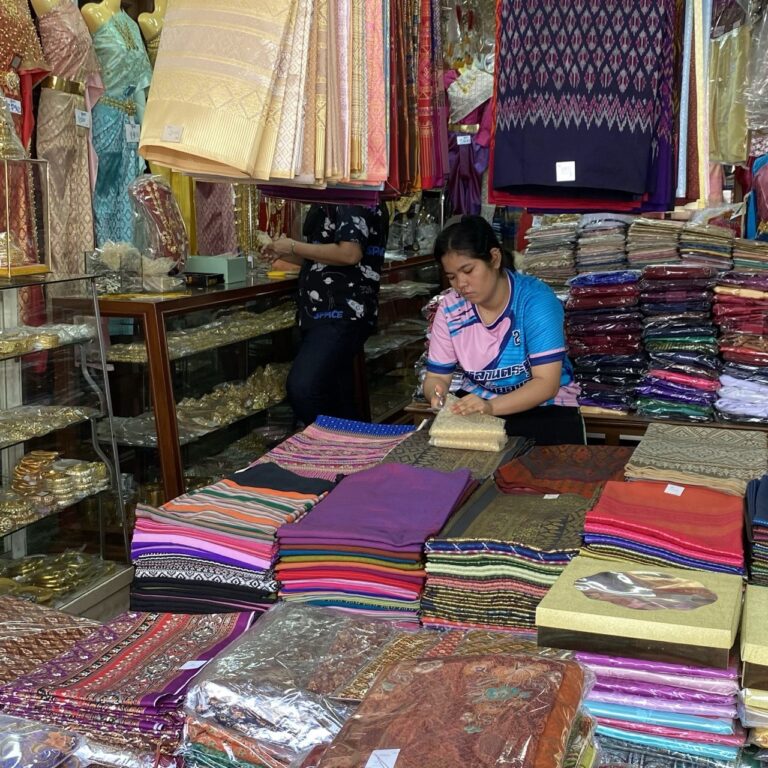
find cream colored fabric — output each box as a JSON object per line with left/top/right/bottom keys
{"left": 139, "top": 0, "right": 296, "bottom": 178}
{"left": 428, "top": 395, "right": 508, "bottom": 453}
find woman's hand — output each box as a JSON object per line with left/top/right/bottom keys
{"left": 451, "top": 394, "right": 493, "bottom": 416}
{"left": 430, "top": 383, "right": 446, "bottom": 411}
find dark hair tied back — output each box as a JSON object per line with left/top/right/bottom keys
{"left": 433, "top": 214, "right": 510, "bottom": 270}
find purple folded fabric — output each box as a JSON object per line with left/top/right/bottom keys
{"left": 278, "top": 464, "right": 474, "bottom": 548}
{"left": 592, "top": 678, "right": 735, "bottom": 705}
{"left": 575, "top": 653, "right": 739, "bottom": 686}
{"left": 587, "top": 690, "right": 737, "bottom": 719}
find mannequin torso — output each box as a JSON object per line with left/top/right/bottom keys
{"left": 81, "top": 0, "right": 121, "bottom": 34}
{"left": 138, "top": 0, "right": 166, "bottom": 42}
{"left": 29, "top": 0, "right": 62, "bottom": 17}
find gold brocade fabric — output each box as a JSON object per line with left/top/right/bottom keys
{"left": 140, "top": 0, "right": 298, "bottom": 178}
{"left": 428, "top": 395, "right": 508, "bottom": 452}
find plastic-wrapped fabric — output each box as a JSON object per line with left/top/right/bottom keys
{"left": 597, "top": 734, "right": 740, "bottom": 768}
{"left": 715, "top": 398, "right": 768, "bottom": 420}
{"left": 594, "top": 717, "right": 745, "bottom": 746}
{"left": 570, "top": 343, "right": 643, "bottom": 357}
{"left": 643, "top": 328, "right": 717, "bottom": 340}
{"left": 636, "top": 398, "right": 713, "bottom": 421}
{"left": 753, "top": 728, "right": 768, "bottom": 748}
{"left": 588, "top": 690, "right": 737, "bottom": 720}
{"left": 648, "top": 370, "right": 720, "bottom": 391}
{"left": 638, "top": 279, "right": 715, "bottom": 291}
{"left": 642, "top": 265, "right": 719, "bottom": 279}
{"left": 570, "top": 284, "right": 640, "bottom": 298}
{"left": 722, "top": 362, "right": 768, "bottom": 385}
{"left": 645, "top": 341, "right": 719, "bottom": 355}
{"left": 567, "top": 321, "right": 643, "bottom": 334}
{"left": 641, "top": 302, "right": 713, "bottom": 315}
{"left": 640, "top": 291, "right": 712, "bottom": 303}
{"left": 635, "top": 384, "right": 718, "bottom": 407}
{"left": 568, "top": 271, "right": 641, "bottom": 286}
{"left": 583, "top": 702, "right": 737, "bottom": 735}
{"left": 566, "top": 295, "right": 640, "bottom": 311}
{"left": 716, "top": 272, "right": 768, "bottom": 290}
{"left": 574, "top": 354, "right": 647, "bottom": 369}
{"left": 650, "top": 352, "right": 721, "bottom": 374}
{"left": 0, "top": 714, "right": 81, "bottom": 768}
{"left": 591, "top": 678, "right": 735, "bottom": 706}
{"left": 566, "top": 310, "right": 643, "bottom": 323}
{"left": 578, "top": 394, "right": 637, "bottom": 409}
{"left": 315, "top": 654, "right": 589, "bottom": 768}
{"left": 593, "top": 725, "right": 741, "bottom": 761}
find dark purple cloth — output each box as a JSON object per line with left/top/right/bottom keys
{"left": 278, "top": 464, "right": 474, "bottom": 547}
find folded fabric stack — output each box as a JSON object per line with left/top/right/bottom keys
{"left": 679, "top": 223, "right": 735, "bottom": 271}
{"left": 254, "top": 415, "right": 415, "bottom": 479}
{"left": 0, "top": 611, "right": 254, "bottom": 767}
{"left": 421, "top": 478, "right": 589, "bottom": 632}
{"left": 182, "top": 603, "right": 577, "bottom": 768}
{"left": 428, "top": 395, "right": 508, "bottom": 452}
{"left": 626, "top": 218, "right": 683, "bottom": 268}
{"left": 521, "top": 216, "right": 579, "bottom": 287}
{"left": 713, "top": 272, "right": 768, "bottom": 424}
{"left": 740, "top": 586, "right": 768, "bottom": 756}
{"left": 131, "top": 462, "right": 335, "bottom": 613}
{"left": 624, "top": 423, "right": 768, "bottom": 496}
{"left": 575, "top": 215, "right": 630, "bottom": 274}
{"left": 317, "top": 653, "right": 589, "bottom": 768}
{"left": 382, "top": 426, "right": 532, "bottom": 481}
{"left": 636, "top": 264, "right": 719, "bottom": 421}
{"left": 733, "top": 238, "right": 768, "bottom": 271}
{"left": 494, "top": 444, "right": 635, "bottom": 498}
{"left": 579, "top": 652, "right": 744, "bottom": 767}
{"left": 583, "top": 480, "right": 745, "bottom": 575}
{"left": 277, "top": 464, "right": 475, "bottom": 622}
{"left": 746, "top": 475, "right": 768, "bottom": 585}
{"left": 565, "top": 271, "right": 644, "bottom": 412}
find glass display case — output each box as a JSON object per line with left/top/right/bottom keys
{"left": 97, "top": 256, "right": 439, "bottom": 506}
{"left": 0, "top": 274, "right": 129, "bottom": 618}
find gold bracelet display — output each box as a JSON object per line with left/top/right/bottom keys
{"left": 0, "top": 323, "right": 94, "bottom": 356}
{"left": 106, "top": 304, "right": 296, "bottom": 363}
{"left": 40, "top": 75, "right": 86, "bottom": 98}
{"left": 0, "top": 406, "right": 96, "bottom": 449}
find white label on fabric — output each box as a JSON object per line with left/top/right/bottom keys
{"left": 456, "top": 134, "right": 472, "bottom": 145}
{"left": 125, "top": 121, "right": 140, "bottom": 143}
{"left": 556, "top": 161, "right": 576, "bottom": 182}
{"left": 4, "top": 98, "right": 21, "bottom": 115}
{"left": 365, "top": 750, "right": 400, "bottom": 768}
{"left": 162, "top": 124, "right": 184, "bottom": 143}
{"left": 179, "top": 660, "right": 207, "bottom": 670}
{"left": 75, "top": 109, "right": 91, "bottom": 128}
{"left": 664, "top": 484, "right": 685, "bottom": 496}
{"left": 543, "top": 494, "right": 560, "bottom": 500}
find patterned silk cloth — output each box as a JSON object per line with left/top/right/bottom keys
{"left": 0, "top": 611, "right": 254, "bottom": 762}
{"left": 317, "top": 654, "right": 586, "bottom": 768}
{"left": 37, "top": 1, "right": 103, "bottom": 275}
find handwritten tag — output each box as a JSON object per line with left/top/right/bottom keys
{"left": 456, "top": 134, "right": 472, "bottom": 145}
{"left": 179, "top": 659, "right": 207, "bottom": 671}
{"left": 365, "top": 750, "right": 400, "bottom": 768}
{"left": 75, "top": 109, "right": 91, "bottom": 128}
{"left": 125, "top": 121, "right": 140, "bottom": 143}
{"left": 543, "top": 494, "right": 560, "bottom": 500}
{"left": 4, "top": 98, "right": 21, "bottom": 115}
{"left": 162, "top": 124, "right": 184, "bottom": 143}
{"left": 556, "top": 161, "right": 576, "bottom": 182}
{"left": 664, "top": 484, "right": 685, "bottom": 497}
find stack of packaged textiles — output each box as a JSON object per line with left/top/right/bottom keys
{"left": 636, "top": 265, "right": 719, "bottom": 421}
{"left": 746, "top": 475, "right": 768, "bottom": 585}
{"left": 575, "top": 214, "right": 631, "bottom": 274}
{"left": 579, "top": 653, "right": 744, "bottom": 767}
{"left": 254, "top": 416, "right": 415, "bottom": 479}
{"left": 740, "top": 586, "right": 768, "bottom": 755}
{"left": 733, "top": 238, "right": 768, "bottom": 271}
{"left": 276, "top": 464, "right": 476, "bottom": 622}
{"left": 679, "top": 223, "right": 735, "bottom": 271}
{"left": 582, "top": 480, "right": 745, "bottom": 575}
{"left": 713, "top": 272, "right": 768, "bottom": 424}
{"left": 625, "top": 218, "right": 683, "bottom": 269}
{"left": 421, "top": 478, "right": 590, "bottom": 632}
{"left": 0, "top": 714, "right": 83, "bottom": 767}
{"left": 493, "top": 445, "right": 636, "bottom": 498}
{"left": 428, "top": 395, "right": 508, "bottom": 452}
{"left": 130, "top": 462, "right": 335, "bottom": 613}
{"left": 316, "top": 653, "right": 590, "bottom": 768}
{"left": 565, "top": 271, "right": 644, "bottom": 412}
{"left": 624, "top": 423, "right": 768, "bottom": 496}
{"left": 0, "top": 611, "right": 254, "bottom": 767}
{"left": 182, "top": 603, "right": 585, "bottom": 768}
{"left": 521, "top": 216, "right": 579, "bottom": 287}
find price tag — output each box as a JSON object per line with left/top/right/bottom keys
{"left": 4, "top": 98, "right": 21, "bottom": 115}
{"left": 75, "top": 109, "right": 91, "bottom": 129}
{"left": 161, "top": 124, "right": 184, "bottom": 143}
{"left": 555, "top": 161, "right": 576, "bottom": 182}
{"left": 125, "top": 120, "right": 140, "bottom": 144}
{"left": 664, "top": 484, "right": 685, "bottom": 497}
{"left": 179, "top": 659, "right": 207, "bottom": 670}
{"left": 456, "top": 134, "right": 472, "bottom": 145}
{"left": 543, "top": 494, "right": 560, "bottom": 500}
{"left": 365, "top": 750, "right": 400, "bottom": 768}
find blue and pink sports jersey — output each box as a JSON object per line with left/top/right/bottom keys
{"left": 426, "top": 270, "right": 572, "bottom": 399}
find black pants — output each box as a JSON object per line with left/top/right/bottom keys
{"left": 287, "top": 321, "right": 372, "bottom": 426}
{"left": 503, "top": 405, "right": 586, "bottom": 445}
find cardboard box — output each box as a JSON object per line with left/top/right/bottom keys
{"left": 536, "top": 555, "right": 743, "bottom": 669}
{"left": 185, "top": 254, "right": 246, "bottom": 285}
{"left": 742, "top": 584, "right": 768, "bottom": 688}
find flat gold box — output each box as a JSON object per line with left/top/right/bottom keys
{"left": 741, "top": 584, "right": 768, "bottom": 688}
{"left": 535, "top": 555, "right": 743, "bottom": 669}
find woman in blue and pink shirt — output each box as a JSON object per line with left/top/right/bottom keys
{"left": 423, "top": 216, "right": 584, "bottom": 445}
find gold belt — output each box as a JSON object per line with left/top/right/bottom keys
{"left": 100, "top": 96, "right": 137, "bottom": 116}
{"left": 40, "top": 75, "right": 85, "bottom": 97}
{"left": 448, "top": 123, "right": 480, "bottom": 134}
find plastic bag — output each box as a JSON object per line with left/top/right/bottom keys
{"left": 0, "top": 714, "right": 81, "bottom": 768}
{"left": 129, "top": 174, "right": 189, "bottom": 274}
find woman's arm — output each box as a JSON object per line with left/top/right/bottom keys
{"left": 451, "top": 361, "right": 562, "bottom": 416}
{"left": 423, "top": 372, "right": 454, "bottom": 410}
{"left": 263, "top": 237, "right": 362, "bottom": 267}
